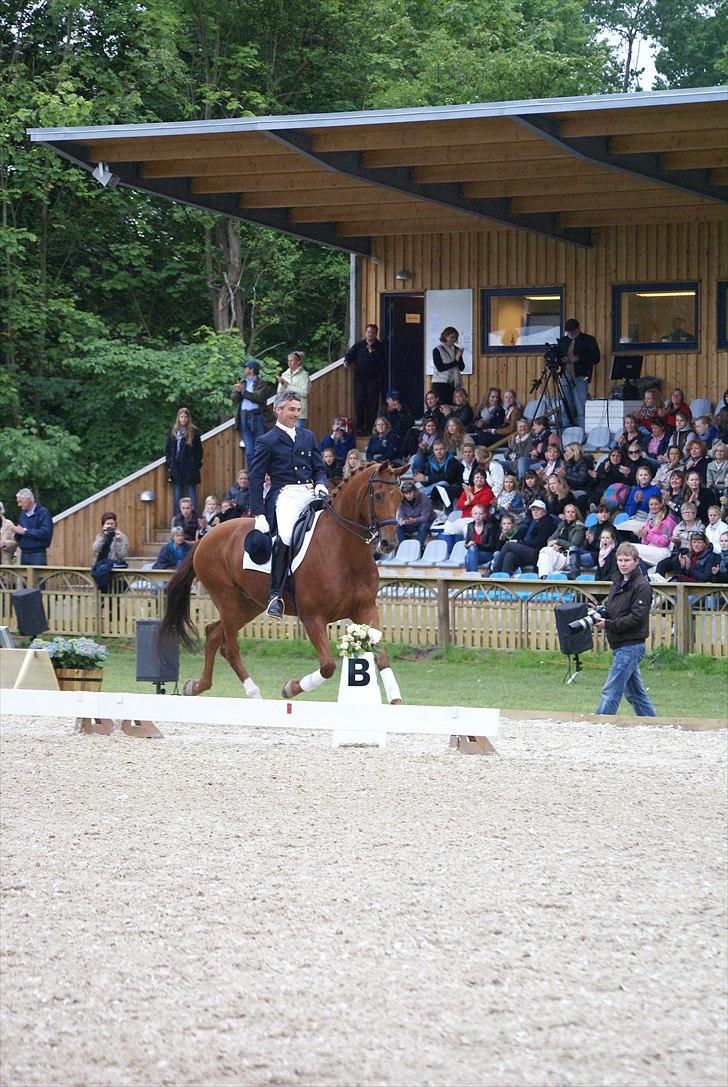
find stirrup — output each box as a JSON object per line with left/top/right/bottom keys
{"left": 266, "top": 595, "right": 284, "bottom": 619}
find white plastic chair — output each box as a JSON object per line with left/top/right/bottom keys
{"left": 584, "top": 426, "right": 614, "bottom": 452}
{"left": 409, "top": 539, "right": 449, "bottom": 567}
{"left": 561, "top": 426, "right": 585, "bottom": 446}
{"left": 435, "top": 540, "right": 467, "bottom": 568}
{"left": 377, "top": 539, "right": 421, "bottom": 566}
{"left": 690, "top": 397, "right": 712, "bottom": 419}
{"left": 523, "top": 399, "right": 543, "bottom": 421}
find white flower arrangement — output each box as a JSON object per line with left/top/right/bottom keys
{"left": 337, "top": 622, "right": 383, "bottom": 658}
{"left": 29, "top": 636, "right": 109, "bottom": 670}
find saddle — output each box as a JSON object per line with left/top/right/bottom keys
{"left": 242, "top": 498, "right": 326, "bottom": 578}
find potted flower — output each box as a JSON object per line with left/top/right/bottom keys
{"left": 29, "top": 636, "right": 109, "bottom": 691}
{"left": 337, "top": 622, "right": 383, "bottom": 660}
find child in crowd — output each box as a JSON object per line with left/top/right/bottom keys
{"left": 693, "top": 416, "right": 719, "bottom": 449}
{"left": 633, "top": 495, "right": 676, "bottom": 568}
{"left": 321, "top": 446, "right": 343, "bottom": 483}
{"left": 705, "top": 505, "right": 728, "bottom": 553}
{"left": 621, "top": 467, "right": 661, "bottom": 528}
{"left": 196, "top": 494, "right": 221, "bottom": 539}
{"left": 668, "top": 410, "right": 696, "bottom": 454}
{"left": 710, "top": 531, "right": 728, "bottom": 582}
{"left": 478, "top": 512, "right": 519, "bottom": 574}
{"left": 172, "top": 497, "right": 198, "bottom": 542}
{"left": 219, "top": 498, "right": 241, "bottom": 521}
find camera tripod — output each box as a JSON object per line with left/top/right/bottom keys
{"left": 528, "top": 361, "right": 576, "bottom": 438}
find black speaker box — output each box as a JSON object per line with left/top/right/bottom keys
{"left": 135, "top": 619, "right": 179, "bottom": 683}
{"left": 555, "top": 602, "right": 594, "bottom": 657}
{"left": 10, "top": 588, "right": 49, "bottom": 638}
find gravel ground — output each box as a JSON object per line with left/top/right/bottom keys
{"left": 1, "top": 714, "right": 726, "bottom": 1087}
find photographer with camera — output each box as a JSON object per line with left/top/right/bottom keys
{"left": 593, "top": 542, "right": 656, "bottom": 717}
{"left": 557, "top": 318, "right": 600, "bottom": 430}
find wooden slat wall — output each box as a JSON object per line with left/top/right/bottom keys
{"left": 361, "top": 220, "right": 728, "bottom": 404}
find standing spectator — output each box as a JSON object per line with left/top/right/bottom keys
{"left": 225, "top": 468, "right": 251, "bottom": 514}
{"left": 172, "top": 497, "right": 198, "bottom": 542}
{"left": 365, "top": 416, "right": 400, "bottom": 464}
{"left": 277, "top": 350, "right": 310, "bottom": 427}
{"left": 431, "top": 326, "right": 465, "bottom": 405}
{"left": 152, "top": 526, "right": 192, "bottom": 570}
{"left": 0, "top": 501, "right": 17, "bottom": 564}
{"left": 320, "top": 417, "right": 355, "bottom": 460}
{"left": 92, "top": 512, "right": 129, "bottom": 564}
{"left": 14, "top": 489, "right": 53, "bottom": 566}
{"left": 491, "top": 500, "right": 556, "bottom": 575}
{"left": 594, "top": 543, "right": 656, "bottom": 717}
{"left": 232, "top": 360, "right": 269, "bottom": 466}
{"left": 382, "top": 390, "right": 415, "bottom": 445}
{"left": 396, "top": 481, "right": 434, "bottom": 554}
{"left": 345, "top": 323, "right": 386, "bottom": 435}
{"left": 557, "top": 318, "right": 600, "bottom": 429}
{"left": 165, "top": 406, "right": 203, "bottom": 516}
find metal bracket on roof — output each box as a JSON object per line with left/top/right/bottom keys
{"left": 514, "top": 114, "right": 728, "bottom": 204}
{"left": 265, "top": 129, "right": 592, "bottom": 248}
{"left": 37, "top": 140, "right": 371, "bottom": 256}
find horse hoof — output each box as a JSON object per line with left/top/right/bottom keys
{"left": 282, "top": 679, "right": 302, "bottom": 699}
{"left": 182, "top": 679, "right": 197, "bottom": 696}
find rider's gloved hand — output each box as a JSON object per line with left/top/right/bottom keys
{"left": 254, "top": 514, "right": 270, "bottom": 534}
{"left": 314, "top": 484, "right": 329, "bottom": 499}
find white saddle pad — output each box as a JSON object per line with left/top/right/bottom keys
{"left": 242, "top": 511, "right": 322, "bottom": 575}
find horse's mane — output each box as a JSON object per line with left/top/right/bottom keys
{"left": 329, "top": 461, "right": 378, "bottom": 502}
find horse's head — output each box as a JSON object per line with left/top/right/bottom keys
{"left": 333, "top": 461, "right": 406, "bottom": 553}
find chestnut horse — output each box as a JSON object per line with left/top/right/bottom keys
{"left": 159, "top": 462, "right": 406, "bottom": 700}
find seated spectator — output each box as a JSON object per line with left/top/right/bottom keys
{"left": 633, "top": 495, "right": 676, "bottom": 568}
{"left": 668, "top": 502, "right": 705, "bottom": 551}
{"left": 645, "top": 418, "right": 671, "bottom": 465}
{"left": 463, "top": 505, "right": 501, "bottom": 573}
{"left": 617, "top": 413, "right": 648, "bottom": 452}
{"left": 503, "top": 416, "right": 535, "bottom": 479}
{"left": 543, "top": 475, "right": 574, "bottom": 519}
{"left": 653, "top": 531, "right": 714, "bottom": 582}
{"left": 593, "top": 526, "right": 619, "bottom": 581}
{"left": 365, "top": 416, "right": 400, "bottom": 463}
{"left": 536, "top": 443, "right": 564, "bottom": 482}
{"left": 536, "top": 503, "right": 586, "bottom": 577}
{"left": 225, "top": 468, "right": 251, "bottom": 514}
{"left": 343, "top": 448, "right": 365, "bottom": 479}
{"left": 623, "top": 441, "right": 652, "bottom": 483}
{"left": 662, "top": 388, "right": 692, "bottom": 428}
{"left": 473, "top": 446, "right": 505, "bottom": 498}
{"left": 588, "top": 448, "right": 630, "bottom": 505}
{"left": 321, "top": 447, "right": 343, "bottom": 483}
{"left": 491, "top": 500, "right": 556, "bottom": 575}
{"left": 152, "top": 526, "right": 192, "bottom": 569}
{"left": 443, "top": 468, "right": 495, "bottom": 548}
{"left": 196, "top": 494, "right": 221, "bottom": 539}
{"left": 624, "top": 467, "right": 661, "bottom": 520}
{"left": 705, "top": 505, "right": 728, "bottom": 553}
{"left": 382, "top": 390, "right": 415, "bottom": 445}
{"left": 219, "top": 499, "right": 242, "bottom": 522}
{"left": 636, "top": 387, "right": 663, "bottom": 431}
{"left": 421, "top": 389, "right": 446, "bottom": 432}
{"left": 477, "top": 387, "right": 522, "bottom": 445}
{"left": 409, "top": 418, "right": 442, "bottom": 475}
{"left": 450, "top": 386, "right": 474, "bottom": 431}
{"left": 320, "top": 417, "right": 355, "bottom": 460}
{"left": 458, "top": 436, "right": 477, "bottom": 480}
{"left": 683, "top": 469, "right": 718, "bottom": 524}
{"left": 413, "top": 439, "right": 464, "bottom": 510}
{"left": 653, "top": 442, "right": 684, "bottom": 487}
{"left": 172, "top": 497, "right": 198, "bottom": 542}
{"left": 92, "top": 511, "right": 129, "bottom": 564}
{"left": 562, "top": 442, "right": 593, "bottom": 510}
{"left": 442, "top": 417, "right": 468, "bottom": 456}
{"left": 564, "top": 503, "right": 615, "bottom": 577}
{"left": 683, "top": 439, "right": 710, "bottom": 483}
{"left": 667, "top": 411, "right": 696, "bottom": 455}
{"left": 707, "top": 442, "right": 727, "bottom": 496}
{"left": 715, "top": 390, "right": 728, "bottom": 438}
{"left": 396, "top": 481, "right": 434, "bottom": 553}
{"left": 0, "top": 501, "right": 17, "bottom": 564}
{"left": 709, "top": 530, "right": 728, "bottom": 582}
{"left": 662, "top": 468, "right": 686, "bottom": 517}
{"left": 520, "top": 470, "right": 545, "bottom": 508}
{"left": 479, "top": 512, "right": 520, "bottom": 574}
{"left": 693, "top": 416, "right": 719, "bottom": 449}
{"left": 495, "top": 473, "right": 525, "bottom": 522}
{"left": 473, "top": 387, "right": 505, "bottom": 440}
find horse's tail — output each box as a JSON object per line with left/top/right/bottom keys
{"left": 159, "top": 544, "right": 199, "bottom": 653}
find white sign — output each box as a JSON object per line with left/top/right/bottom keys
{"left": 424, "top": 289, "right": 474, "bottom": 375}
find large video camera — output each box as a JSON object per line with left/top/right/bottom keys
{"left": 543, "top": 342, "right": 562, "bottom": 374}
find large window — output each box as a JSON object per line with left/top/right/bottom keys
{"left": 613, "top": 282, "right": 699, "bottom": 352}
{"left": 481, "top": 288, "right": 563, "bottom": 354}
{"left": 718, "top": 281, "right": 728, "bottom": 350}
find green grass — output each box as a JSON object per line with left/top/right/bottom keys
{"left": 100, "top": 639, "right": 728, "bottom": 719}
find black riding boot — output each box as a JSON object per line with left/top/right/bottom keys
{"left": 266, "top": 539, "right": 290, "bottom": 619}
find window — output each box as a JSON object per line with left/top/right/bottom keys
{"left": 481, "top": 288, "right": 563, "bottom": 353}
{"left": 613, "top": 282, "right": 699, "bottom": 352}
{"left": 718, "top": 281, "right": 728, "bottom": 350}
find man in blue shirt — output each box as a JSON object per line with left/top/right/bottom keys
{"left": 14, "top": 488, "right": 53, "bottom": 565}
{"left": 231, "top": 359, "right": 269, "bottom": 465}
{"left": 248, "top": 391, "right": 329, "bottom": 618}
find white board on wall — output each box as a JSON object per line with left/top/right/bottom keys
{"left": 424, "top": 289, "right": 474, "bottom": 375}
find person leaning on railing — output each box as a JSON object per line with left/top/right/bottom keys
{"left": 92, "top": 511, "right": 129, "bottom": 564}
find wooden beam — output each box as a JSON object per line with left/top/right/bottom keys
{"left": 454, "top": 160, "right": 606, "bottom": 183}
{"left": 558, "top": 204, "right": 728, "bottom": 227}
{"left": 463, "top": 175, "right": 653, "bottom": 198}
{"left": 661, "top": 148, "right": 728, "bottom": 170}
{"left": 193, "top": 171, "right": 334, "bottom": 194}
{"left": 311, "top": 118, "right": 527, "bottom": 152}
{"left": 711, "top": 168, "right": 728, "bottom": 186}
{"left": 83, "top": 133, "right": 274, "bottom": 163}
{"left": 142, "top": 154, "right": 315, "bottom": 178}
{"left": 242, "top": 185, "right": 396, "bottom": 208}
{"left": 556, "top": 103, "right": 723, "bottom": 138}
{"left": 610, "top": 129, "right": 728, "bottom": 155}
{"left": 336, "top": 217, "right": 492, "bottom": 236}
{"left": 512, "top": 190, "right": 714, "bottom": 214}
{"left": 362, "top": 137, "right": 543, "bottom": 168}
{"left": 291, "top": 200, "right": 458, "bottom": 223}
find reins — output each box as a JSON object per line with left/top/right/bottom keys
{"left": 320, "top": 470, "right": 400, "bottom": 545}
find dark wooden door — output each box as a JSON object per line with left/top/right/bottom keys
{"left": 380, "top": 292, "right": 425, "bottom": 416}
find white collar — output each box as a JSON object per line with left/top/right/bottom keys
{"left": 276, "top": 422, "right": 297, "bottom": 440}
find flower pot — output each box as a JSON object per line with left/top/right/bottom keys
{"left": 55, "top": 668, "right": 103, "bottom": 692}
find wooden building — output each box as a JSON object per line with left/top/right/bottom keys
{"left": 29, "top": 86, "right": 728, "bottom": 564}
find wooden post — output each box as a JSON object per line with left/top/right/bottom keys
{"left": 436, "top": 579, "right": 451, "bottom": 647}
{"left": 674, "top": 584, "right": 692, "bottom": 655}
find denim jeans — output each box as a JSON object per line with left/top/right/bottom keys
{"left": 242, "top": 411, "right": 265, "bottom": 465}
{"left": 465, "top": 545, "right": 493, "bottom": 572}
{"left": 397, "top": 522, "right": 429, "bottom": 552}
{"left": 563, "top": 376, "right": 589, "bottom": 430}
{"left": 596, "top": 643, "right": 657, "bottom": 716}
{"left": 172, "top": 481, "right": 197, "bottom": 517}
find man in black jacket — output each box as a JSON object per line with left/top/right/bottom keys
{"left": 594, "top": 542, "right": 656, "bottom": 716}
{"left": 231, "top": 359, "right": 272, "bottom": 466}
{"left": 491, "top": 499, "right": 555, "bottom": 574}
{"left": 344, "top": 323, "right": 386, "bottom": 436}
{"left": 14, "top": 488, "right": 53, "bottom": 565}
{"left": 557, "top": 318, "right": 600, "bottom": 430}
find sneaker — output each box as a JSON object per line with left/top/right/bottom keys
{"left": 266, "top": 596, "right": 284, "bottom": 619}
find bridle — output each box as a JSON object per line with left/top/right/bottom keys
{"left": 321, "top": 472, "right": 401, "bottom": 545}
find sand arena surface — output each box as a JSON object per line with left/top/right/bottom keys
{"left": 0, "top": 715, "right": 726, "bottom": 1087}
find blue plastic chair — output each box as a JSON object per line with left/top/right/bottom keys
{"left": 575, "top": 573, "right": 597, "bottom": 581}
{"left": 614, "top": 512, "right": 629, "bottom": 526}
{"left": 545, "top": 572, "right": 568, "bottom": 581}
{"left": 584, "top": 512, "right": 598, "bottom": 528}
{"left": 487, "top": 571, "right": 511, "bottom": 579}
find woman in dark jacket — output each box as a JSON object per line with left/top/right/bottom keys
{"left": 165, "top": 406, "right": 203, "bottom": 516}
{"left": 365, "top": 416, "right": 401, "bottom": 464}
{"left": 491, "top": 501, "right": 556, "bottom": 575}
{"left": 683, "top": 470, "right": 718, "bottom": 525}
{"left": 595, "top": 527, "right": 619, "bottom": 581}
{"left": 562, "top": 442, "right": 593, "bottom": 512}
{"left": 588, "top": 448, "right": 629, "bottom": 505}
{"left": 152, "top": 527, "right": 192, "bottom": 570}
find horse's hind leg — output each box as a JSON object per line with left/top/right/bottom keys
{"left": 183, "top": 619, "right": 224, "bottom": 696}
{"left": 219, "top": 610, "right": 263, "bottom": 698}
{"left": 282, "top": 616, "right": 337, "bottom": 698}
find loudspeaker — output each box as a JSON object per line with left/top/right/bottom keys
{"left": 10, "top": 588, "right": 49, "bottom": 638}
{"left": 555, "top": 602, "right": 594, "bottom": 657}
{"left": 135, "top": 619, "right": 179, "bottom": 683}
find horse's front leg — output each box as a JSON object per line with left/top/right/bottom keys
{"left": 282, "top": 616, "right": 337, "bottom": 698}
{"left": 355, "top": 604, "right": 404, "bottom": 705}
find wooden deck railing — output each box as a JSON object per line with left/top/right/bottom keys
{"left": 46, "top": 358, "right": 354, "bottom": 568}
{"left": 2, "top": 567, "right": 725, "bottom": 658}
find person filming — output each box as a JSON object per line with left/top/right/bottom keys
{"left": 593, "top": 542, "right": 657, "bottom": 717}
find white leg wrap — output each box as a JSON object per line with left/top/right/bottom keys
{"left": 380, "top": 667, "right": 402, "bottom": 704}
{"left": 299, "top": 669, "right": 327, "bottom": 693}
{"left": 243, "top": 677, "right": 262, "bottom": 699}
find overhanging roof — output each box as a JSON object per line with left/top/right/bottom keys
{"left": 28, "top": 86, "right": 728, "bottom": 254}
